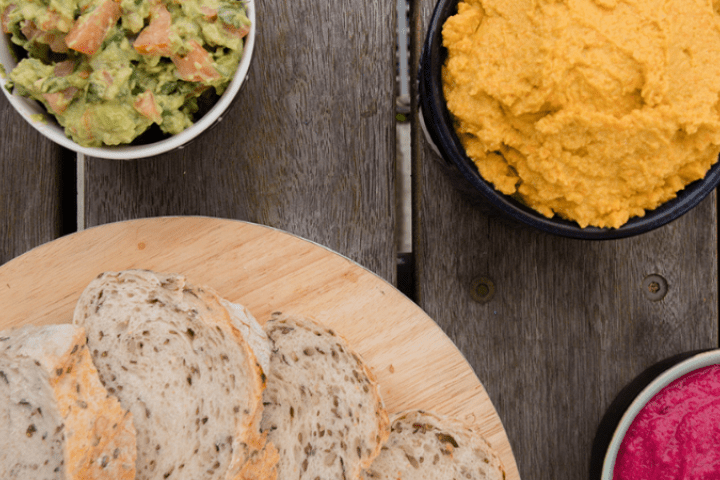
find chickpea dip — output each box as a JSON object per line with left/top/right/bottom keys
{"left": 442, "top": 0, "right": 720, "bottom": 228}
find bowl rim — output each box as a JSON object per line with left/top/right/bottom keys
{"left": 600, "top": 349, "right": 720, "bottom": 479}
{"left": 0, "top": 0, "right": 256, "bottom": 160}
{"left": 418, "top": 0, "right": 720, "bottom": 239}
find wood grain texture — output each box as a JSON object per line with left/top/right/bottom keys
{"left": 413, "top": 142, "right": 718, "bottom": 480}
{"left": 0, "top": 216, "right": 518, "bottom": 479}
{"left": 411, "top": 5, "right": 719, "bottom": 480}
{"left": 0, "top": 95, "right": 73, "bottom": 265}
{"left": 82, "top": 0, "right": 398, "bottom": 283}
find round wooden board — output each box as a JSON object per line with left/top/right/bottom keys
{"left": 0, "top": 216, "right": 519, "bottom": 480}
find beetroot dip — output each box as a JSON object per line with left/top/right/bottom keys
{"left": 614, "top": 364, "right": 720, "bottom": 480}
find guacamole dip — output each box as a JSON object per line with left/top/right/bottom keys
{"left": 1, "top": 0, "right": 250, "bottom": 147}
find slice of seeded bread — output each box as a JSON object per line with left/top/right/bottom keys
{"left": 220, "top": 299, "right": 272, "bottom": 376}
{"left": 0, "top": 323, "right": 136, "bottom": 480}
{"left": 72, "top": 269, "right": 276, "bottom": 480}
{"left": 219, "top": 299, "right": 278, "bottom": 480}
{"left": 360, "top": 410, "right": 505, "bottom": 480}
{"left": 260, "top": 313, "right": 390, "bottom": 480}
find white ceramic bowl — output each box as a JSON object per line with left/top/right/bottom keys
{"left": 0, "top": 0, "right": 255, "bottom": 160}
{"left": 600, "top": 349, "right": 720, "bottom": 479}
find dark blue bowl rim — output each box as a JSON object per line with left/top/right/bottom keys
{"left": 418, "top": 0, "right": 720, "bottom": 240}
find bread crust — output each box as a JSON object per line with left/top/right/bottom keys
{"left": 73, "top": 269, "right": 275, "bottom": 480}
{"left": 178, "top": 278, "right": 269, "bottom": 463}
{"left": 261, "top": 313, "right": 390, "bottom": 480}
{"left": 0, "top": 323, "right": 137, "bottom": 480}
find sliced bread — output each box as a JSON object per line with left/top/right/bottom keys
{"left": 260, "top": 313, "right": 390, "bottom": 480}
{"left": 0, "top": 323, "right": 136, "bottom": 480}
{"left": 360, "top": 410, "right": 505, "bottom": 480}
{"left": 220, "top": 299, "right": 272, "bottom": 376}
{"left": 72, "top": 269, "right": 276, "bottom": 480}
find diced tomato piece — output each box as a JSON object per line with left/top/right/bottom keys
{"left": 133, "top": 4, "right": 173, "bottom": 56}
{"left": 48, "top": 33, "right": 68, "bottom": 52}
{"left": 19, "top": 19, "right": 34, "bottom": 38}
{"left": 200, "top": 6, "right": 217, "bottom": 20}
{"left": 65, "top": 0, "right": 121, "bottom": 55}
{"left": 53, "top": 60, "right": 75, "bottom": 77}
{"left": 171, "top": 40, "right": 221, "bottom": 82}
{"left": 133, "top": 90, "right": 163, "bottom": 123}
{"left": 42, "top": 92, "right": 63, "bottom": 112}
{"left": 42, "top": 86, "right": 78, "bottom": 114}
{"left": 221, "top": 21, "right": 249, "bottom": 39}
{"left": 2, "top": 4, "right": 16, "bottom": 34}
{"left": 20, "top": 21, "right": 54, "bottom": 48}
{"left": 20, "top": 20, "right": 68, "bottom": 52}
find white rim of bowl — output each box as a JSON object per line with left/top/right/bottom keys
{"left": 0, "top": 0, "right": 256, "bottom": 160}
{"left": 601, "top": 349, "right": 720, "bottom": 479}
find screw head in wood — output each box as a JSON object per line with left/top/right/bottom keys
{"left": 642, "top": 274, "right": 668, "bottom": 301}
{"left": 470, "top": 276, "right": 495, "bottom": 304}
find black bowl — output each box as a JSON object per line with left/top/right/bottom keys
{"left": 418, "top": 0, "right": 720, "bottom": 240}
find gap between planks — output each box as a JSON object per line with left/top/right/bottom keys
{"left": 76, "top": 154, "right": 85, "bottom": 232}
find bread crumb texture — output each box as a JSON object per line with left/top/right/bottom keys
{"left": 0, "top": 323, "right": 136, "bottom": 480}
{"left": 261, "top": 313, "right": 390, "bottom": 480}
{"left": 360, "top": 410, "right": 505, "bottom": 480}
{"left": 72, "top": 269, "right": 269, "bottom": 480}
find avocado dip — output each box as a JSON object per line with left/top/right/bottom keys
{"left": 1, "top": 0, "right": 250, "bottom": 147}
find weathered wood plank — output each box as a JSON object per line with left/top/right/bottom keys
{"left": 83, "top": 0, "right": 397, "bottom": 283}
{"left": 413, "top": 138, "right": 718, "bottom": 480}
{"left": 0, "top": 96, "right": 74, "bottom": 265}
{"left": 411, "top": 4, "right": 719, "bottom": 480}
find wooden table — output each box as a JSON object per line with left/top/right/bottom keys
{"left": 1, "top": 0, "right": 718, "bottom": 478}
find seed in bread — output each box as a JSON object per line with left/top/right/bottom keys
{"left": 360, "top": 410, "right": 505, "bottom": 480}
{"left": 260, "top": 313, "right": 390, "bottom": 480}
{"left": 72, "top": 269, "right": 274, "bottom": 480}
{"left": 0, "top": 323, "right": 136, "bottom": 480}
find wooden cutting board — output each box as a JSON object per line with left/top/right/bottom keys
{"left": 0, "top": 216, "right": 519, "bottom": 480}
